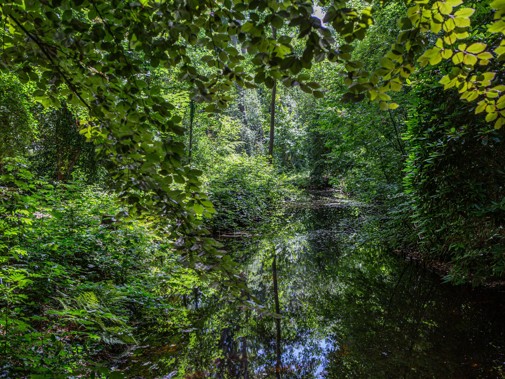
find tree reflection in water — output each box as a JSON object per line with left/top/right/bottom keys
{"left": 135, "top": 191, "right": 505, "bottom": 378}
{"left": 233, "top": 192, "right": 505, "bottom": 378}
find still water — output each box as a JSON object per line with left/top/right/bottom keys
{"left": 131, "top": 191, "right": 505, "bottom": 378}
{"left": 215, "top": 191, "right": 505, "bottom": 378}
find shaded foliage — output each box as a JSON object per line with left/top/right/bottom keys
{"left": 206, "top": 154, "right": 295, "bottom": 232}
{"left": 0, "top": 73, "right": 35, "bottom": 163}
{"left": 404, "top": 75, "right": 505, "bottom": 284}
{"left": 0, "top": 159, "right": 225, "bottom": 378}
{"left": 31, "top": 104, "right": 99, "bottom": 181}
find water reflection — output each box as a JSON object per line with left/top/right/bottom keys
{"left": 127, "top": 191, "right": 505, "bottom": 378}
{"left": 231, "top": 191, "right": 505, "bottom": 378}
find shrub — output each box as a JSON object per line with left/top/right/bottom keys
{"left": 205, "top": 154, "right": 297, "bottom": 231}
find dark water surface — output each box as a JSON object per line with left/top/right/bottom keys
{"left": 128, "top": 191, "right": 505, "bottom": 378}
{"left": 216, "top": 191, "right": 505, "bottom": 378}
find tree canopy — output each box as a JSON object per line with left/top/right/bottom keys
{"left": 1, "top": 0, "right": 502, "bottom": 222}
{"left": 1, "top": 0, "right": 505, "bottom": 377}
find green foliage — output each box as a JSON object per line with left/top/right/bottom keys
{"left": 0, "top": 0, "right": 365, "bottom": 232}
{"left": 232, "top": 86, "right": 267, "bottom": 157}
{"left": 333, "top": 0, "right": 505, "bottom": 131}
{"left": 352, "top": 1, "right": 407, "bottom": 72}
{"left": 0, "top": 158, "right": 213, "bottom": 377}
{"left": 0, "top": 73, "right": 35, "bottom": 162}
{"left": 273, "top": 88, "right": 313, "bottom": 171}
{"left": 313, "top": 94, "right": 405, "bottom": 202}
{"left": 0, "top": 0, "right": 503, "bottom": 240}
{"left": 185, "top": 102, "right": 298, "bottom": 232}
{"left": 307, "top": 2, "right": 407, "bottom": 199}
{"left": 31, "top": 104, "right": 99, "bottom": 181}
{"left": 403, "top": 76, "right": 505, "bottom": 284}
{"left": 206, "top": 154, "right": 296, "bottom": 231}
{"left": 303, "top": 1, "right": 505, "bottom": 284}
{"left": 1, "top": 1, "right": 505, "bottom": 376}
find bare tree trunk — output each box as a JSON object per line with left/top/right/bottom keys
{"left": 193, "top": 286, "right": 199, "bottom": 309}
{"left": 269, "top": 82, "right": 277, "bottom": 164}
{"left": 268, "top": 26, "right": 277, "bottom": 164}
{"left": 241, "top": 283, "right": 250, "bottom": 379}
{"left": 272, "top": 252, "right": 282, "bottom": 378}
{"left": 188, "top": 99, "right": 195, "bottom": 163}
{"left": 388, "top": 109, "right": 406, "bottom": 157}
{"left": 241, "top": 336, "right": 249, "bottom": 379}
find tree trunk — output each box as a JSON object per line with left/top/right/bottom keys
{"left": 272, "top": 252, "right": 282, "bottom": 378}
{"left": 269, "top": 82, "right": 277, "bottom": 164}
{"left": 241, "top": 336, "right": 249, "bottom": 379}
{"left": 268, "top": 26, "right": 277, "bottom": 164}
{"left": 188, "top": 99, "right": 195, "bottom": 163}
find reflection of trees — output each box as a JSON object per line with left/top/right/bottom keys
{"left": 319, "top": 250, "right": 505, "bottom": 379}
{"left": 165, "top": 196, "right": 505, "bottom": 378}
{"left": 236, "top": 200, "right": 353, "bottom": 378}
{"left": 246, "top": 198, "right": 505, "bottom": 379}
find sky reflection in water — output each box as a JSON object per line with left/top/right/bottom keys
{"left": 234, "top": 192, "right": 505, "bottom": 378}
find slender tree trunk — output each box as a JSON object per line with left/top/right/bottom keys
{"left": 242, "top": 290, "right": 250, "bottom": 379}
{"left": 268, "top": 26, "right": 277, "bottom": 164}
{"left": 272, "top": 252, "right": 282, "bottom": 378}
{"left": 188, "top": 99, "right": 195, "bottom": 163}
{"left": 193, "top": 286, "right": 199, "bottom": 309}
{"left": 269, "top": 82, "right": 277, "bottom": 164}
{"left": 388, "top": 110, "right": 406, "bottom": 156}
{"left": 241, "top": 336, "right": 249, "bottom": 379}
{"left": 64, "top": 150, "right": 81, "bottom": 181}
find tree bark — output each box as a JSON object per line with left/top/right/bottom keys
{"left": 269, "top": 82, "right": 277, "bottom": 164}
{"left": 268, "top": 26, "right": 277, "bottom": 164}
{"left": 188, "top": 99, "right": 195, "bottom": 163}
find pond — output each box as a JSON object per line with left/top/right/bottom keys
{"left": 215, "top": 190, "right": 505, "bottom": 378}
{"left": 129, "top": 190, "right": 505, "bottom": 378}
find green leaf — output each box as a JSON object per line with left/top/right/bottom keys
{"left": 475, "top": 100, "right": 487, "bottom": 114}
{"left": 323, "top": 7, "right": 337, "bottom": 23}
{"left": 306, "top": 81, "right": 321, "bottom": 89}
{"left": 443, "top": 18, "right": 456, "bottom": 32}
{"left": 463, "top": 54, "right": 478, "bottom": 66}
{"left": 486, "top": 112, "right": 498, "bottom": 122}
{"left": 193, "top": 203, "right": 204, "bottom": 215}
{"left": 488, "top": 20, "right": 505, "bottom": 34}
{"left": 381, "top": 57, "right": 395, "bottom": 69}
{"left": 477, "top": 52, "right": 493, "bottom": 60}
{"left": 437, "top": 2, "right": 453, "bottom": 15}
{"left": 490, "top": 0, "right": 505, "bottom": 10}
{"left": 497, "top": 95, "right": 505, "bottom": 109}
{"left": 454, "top": 17, "right": 471, "bottom": 28}
{"left": 452, "top": 52, "right": 464, "bottom": 64}
{"left": 439, "top": 75, "right": 451, "bottom": 85}
{"left": 495, "top": 117, "right": 505, "bottom": 129}
{"left": 454, "top": 8, "right": 475, "bottom": 18}
{"left": 430, "top": 52, "right": 443, "bottom": 65}
{"left": 241, "top": 22, "right": 255, "bottom": 33}
{"left": 466, "top": 43, "right": 487, "bottom": 54}
{"left": 441, "top": 49, "right": 453, "bottom": 59}
{"left": 274, "top": 44, "right": 291, "bottom": 58}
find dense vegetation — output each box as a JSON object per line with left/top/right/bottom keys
{"left": 1, "top": 0, "right": 504, "bottom": 377}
